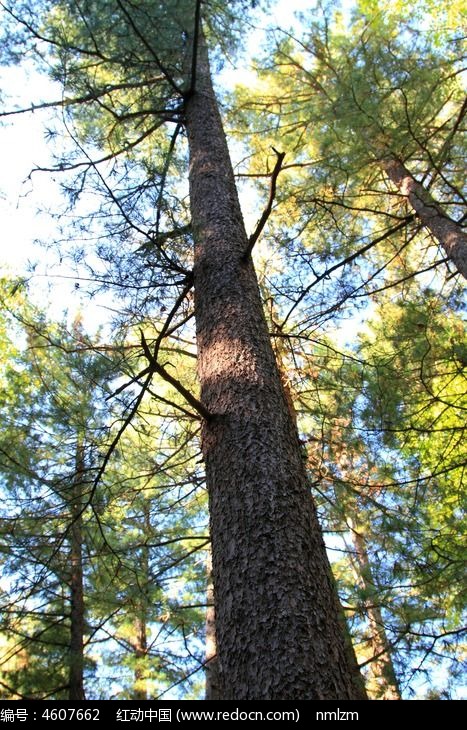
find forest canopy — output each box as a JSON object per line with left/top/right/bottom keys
{"left": 0, "top": 0, "right": 465, "bottom": 700}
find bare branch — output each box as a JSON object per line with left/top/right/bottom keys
{"left": 243, "top": 148, "right": 286, "bottom": 261}
{"left": 0, "top": 80, "right": 168, "bottom": 118}
{"left": 281, "top": 215, "right": 415, "bottom": 329}
{"left": 140, "top": 331, "right": 212, "bottom": 421}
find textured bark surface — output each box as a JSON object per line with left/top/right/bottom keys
{"left": 69, "top": 444, "right": 85, "bottom": 701}
{"left": 185, "top": 32, "right": 367, "bottom": 700}
{"left": 381, "top": 157, "right": 467, "bottom": 279}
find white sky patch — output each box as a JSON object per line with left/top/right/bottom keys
{"left": 0, "top": 68, "right": 59, "bottom": 269}
{"left": 0, "top": 66, "right": 113, "bottom": 328}
{"left": 220, "top": 0, "right": 319, "bottom": 88}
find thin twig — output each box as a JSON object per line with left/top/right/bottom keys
{"left": 153, "top": 123, "right": 183, "bottom": 246}
{"left": 281, "top": 215, "right": 415, "bottom": 329}
{"left": 115, "top": 0, "right": 184, "bottom": 96}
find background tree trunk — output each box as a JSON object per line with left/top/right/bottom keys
{"left": 133, "top": 503, "right": 150, "bottom": 700}
{"left": 381, "top": 156, "right": 467, "bottom": 278}
{"left": 185, "top": 29, "right": 367, "bottom": 700}
{"left": 349, "top": 523, "right": 401, "bottom": 700}
{"left": 68, "top": 442, "right": 85, "bottom": 701}
{"left": 133, "top": 616, "right": 148, "bottom": 701}
{"left": 271, "top": 325, "right": 367, "bottom": 699}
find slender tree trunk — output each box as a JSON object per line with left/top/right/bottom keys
{"left": 185, "top": 28, "right": 367, "bottom": 700}
{"left": 133, "top": 504, "right": 150, "bottom": 700}
{"left": 348, "top": 519, "right": 401, "bottom": 700}
{"left": 205, "top": 552, "right": 220, "bottom": 700}
{"left": 69, "top": 442, "right": 85, "bottom": 701}
{"left": 380, "top": 156, "right": 467, "bottom": 279}
{"left": 133, "top": 616, "right": 148, "bottom": 700}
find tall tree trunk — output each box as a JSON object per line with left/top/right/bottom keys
{"left": 69, "top": 442, "right": 85, "bottom": 701}
{"left": 348, "top": 519, "right": 401, "bottom": 700}
{"left": 185, "top": 28, "right": 367, "bottom": 700}
{"left": 380, "top": 156, "right": 467, "bottom": 279}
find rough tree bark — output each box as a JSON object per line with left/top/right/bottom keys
{"left": 185, "top": 29, "right": 367, "bottom": 700}
{"left": 69, "top": 442, "right": 85, "bottom": 701}
{"left": 381, "top": 156, "right": 467, "bottom": 279}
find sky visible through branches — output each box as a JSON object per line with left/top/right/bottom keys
{"left": 0, "top": 0, "right": 464, "bottom": 700}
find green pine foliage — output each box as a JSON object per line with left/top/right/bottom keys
{"left": 0, "top": 0, "right": 465, "bottom": 699}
